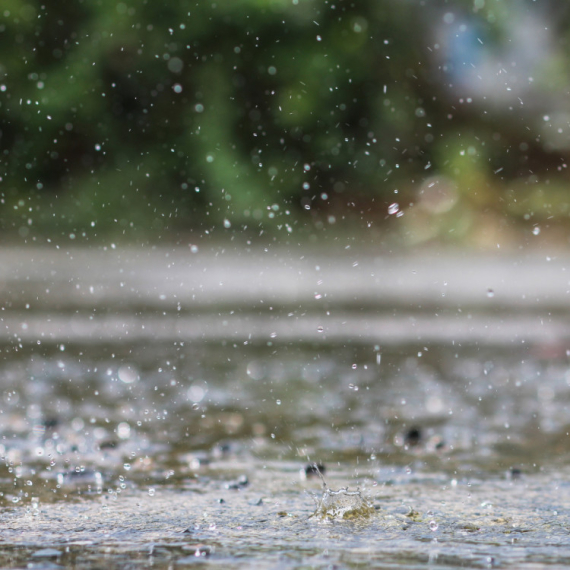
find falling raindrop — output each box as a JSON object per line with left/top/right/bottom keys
{"left": 429, "top": 520, "right": 439, "bottom": 531}
{"left": 532, "top": 226, "right": 540, "bottom": 236}
{"left": 118, "top": 366, "right": 139, "bottom": 384}
{"left": 317, "top": 326, "right": 324, "bottom": 333}
{"left": 388, "top": 203, "right": 399, "bottom": 215}
{"left": 487, "top": 289, "right": 494, "bottom": 298}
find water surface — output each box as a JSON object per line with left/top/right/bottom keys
{"left": 1, "top": 246, "right": 570, "bottom": 568}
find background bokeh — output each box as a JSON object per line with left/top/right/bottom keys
{"left": 1, "top": 0, "right": 570, "bottom": 245}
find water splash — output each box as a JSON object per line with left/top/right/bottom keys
{"left": 307, "top": 465, "right": 374, "bottom": 520}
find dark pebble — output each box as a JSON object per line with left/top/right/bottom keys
{"left": 508, "top": 467, "right": 522, "bottom": 480}
{"left": 305, "top": 463, "right": 326, "bottom": 477}
{"left": 404, "top": 426, "right": 422, "bottom": 446}
{"left": 225, "top": 474, "right": 249, "bottom": 490}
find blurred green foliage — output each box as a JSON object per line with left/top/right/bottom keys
{"left": 1, "top": 0, "right": 570, "bottom": 243}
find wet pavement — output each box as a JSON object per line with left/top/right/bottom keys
{"left": 1, "top": 245, "right": 570, "bottom": 568}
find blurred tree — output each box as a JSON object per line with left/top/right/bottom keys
{"left": 1, "top": 0, "right": 569, "bottom": 243}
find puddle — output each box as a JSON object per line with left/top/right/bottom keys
{"left": 2, "top": 247, "right": 570, "bottom": 567}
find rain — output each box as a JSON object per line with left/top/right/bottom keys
{"left": 2, "top": 0, "right": 570, "bottom": 568}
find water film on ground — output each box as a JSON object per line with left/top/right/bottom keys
{"left": 2, "top": 246, "right": 570, "bottom": 569}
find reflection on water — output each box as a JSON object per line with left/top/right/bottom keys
{"left": 2, "top": 340, "right": 569, "bottom": 490}
{"left": 2, "top": 248, "right": 570, "bottom": 567}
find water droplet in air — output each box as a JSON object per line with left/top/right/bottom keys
{"left": 223, "top": 219, "right": 231, "bottom": 229}
{"left": 532, "top": 226, "right": 540, "bottom": 235}
{"left": 118, "top": 366, "right": 139, "bottom": 384}
{"left": 388, "top": 203, "right": 399, "bottom": 215}
{"left": 348, "top": 384, "right": 359, "bottom": 391}
{"left": 351, "top": 363, "right": 357, "bottom": 369}
{"left": 429, "top": 520, "right": 439, "bottom": 531}
{"left": 487, "top": 289, "right": 494, "bottom": 298}
{"left": 317, "top": 326, "right": 324, "bottom": 333}
{"left": 148, "top": 488, "right": 155, "bottom": 496}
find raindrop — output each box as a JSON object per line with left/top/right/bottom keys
{"left": 348, "top": 384, "right": 359, "bottom": 391}
{"left": 223, "top": 219, "right": 231, "bottom": 229}
{"left": 532, "top": 226, "right": 540, "bottom": 236}
{"left": 148, "top": 488, "right": 155, "bottom": 496}
{"left": 388, "top": 203, "right": 399, "bottom": 215}
{"left": 429, "top": 520, "right": 438, "bottom": 531}
{"left": 317, "top": 326, "right": 324, "bottom": 333}
{"left": 487, "top": 289, "right": 494, "bottom": 298}
{"left": 117, "top": 422, "right": 131, "bottom": 439}
{"left": 118, "top": 366, "right": 139, "bottom": 384}
{"left": 351, "top": 363, "right": 357, "bottom": 369}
